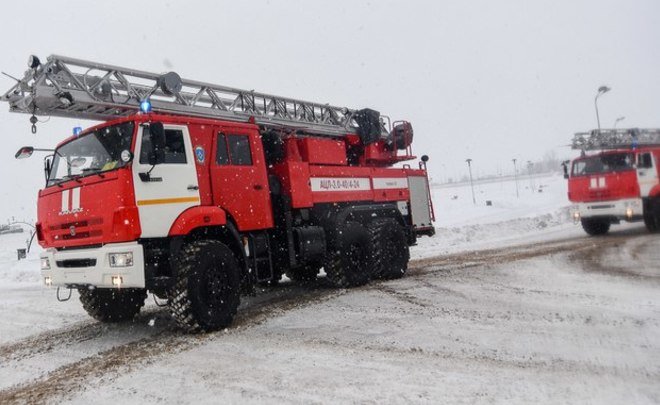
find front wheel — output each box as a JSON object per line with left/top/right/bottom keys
{"left": 581, "top": 218, "right": 610, "bottom": 236}
{"left": 643, "top": 198, "right": 660, "bottom": 233}
{"left": 168, "top": 240, "right": 241, "bottom": 333}
{"left": 78, "top": 287, "right": 147, "bottom": 323}
{"left": 644, "top": 211, "right": 659, "bottom": 233}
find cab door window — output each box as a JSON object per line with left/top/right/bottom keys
{"left": 140, "top": 129, "right": 187, "bottom": 164}
{"left": 216, "top": 133, "right": 252, "bottom": 166}
{"left": 638, "top": 153, "right": 653, "bottom": 169}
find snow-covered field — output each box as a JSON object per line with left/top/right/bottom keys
{"left": 415, "top": 173, "right": 581, "bottom": 257}
{"left": 1, "top": 173, "right": 659, "bottom": 404}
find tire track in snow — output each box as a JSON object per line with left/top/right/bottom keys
{"left": 0, "top": 286, "right": 346, "bottom": 404}
{"left": 0, "top": 308, "right": 166, "bottom": 363}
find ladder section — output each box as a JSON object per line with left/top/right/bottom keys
{"left": 2, "top": 55, "right": 388, "bottom": 138}
{"left": 572, "top": 128, "right": 660, "bottom": 150}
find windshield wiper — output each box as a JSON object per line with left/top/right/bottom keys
{"left": 81, "top": 167, "right": 107, "bottom": 178}
{"left": 81, "top": 167, "right": 101, "bottom": 174}
{"left": 62, "top": 174, "right": 83, "bottom": 182}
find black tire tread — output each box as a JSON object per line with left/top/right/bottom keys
{"left": 368, "top": 218, "right": 410, "bottom": 280}
{"left": 78, "top": 288, "right": 147, "bottom": 323}
{"left": 581, "top": 218, "right": 610, "bottom": 236}
{"left": 167, "top": 239, "right": 240, "bottom": 333}
{"left": 324, "top": 221, "right": 371, "bottom": 288}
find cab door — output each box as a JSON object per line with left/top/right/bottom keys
{"left": 132, "top": 124, "right": 200, "bottom": 237}
{"left": 637, "top": 151, "right": 658, "bottom": 197}
{"left": 210, "top": 128, "right": 273, "bottom": 231}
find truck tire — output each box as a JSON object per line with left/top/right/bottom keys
{"left": 580, "top": 218, "right": 610, "bottom": 236}
{"left": 285, "top": 264, "right": 321, "bottom": 282}
{"left": 644, "top": 210, "right": 659, "bottom": 233}
{"left": 324, "top": 221, "right": 372, "bottom": 288}
{"left": 368, "top": 219, "right": 410, "bottom": 280}
{"left": 168, "top": 240, "right": 241, "bottom": 333}
{"left": 78, "top": 287, "right": 147, "bottom": 323}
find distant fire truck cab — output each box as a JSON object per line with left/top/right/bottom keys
{"left": 565, "top": 128, "right": 660, "bottom": 235}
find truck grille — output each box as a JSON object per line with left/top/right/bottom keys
{"left": 590, "top": 204, "right": 615, "bottom": 210}
{"left": 56, "top": 259, "right": 97, "bottom": 268}
{"left": 48, "top": 217, "right": 103, "bottom": 241}
{"left": 589, "top": 190, "right": 611, "bottom": 199}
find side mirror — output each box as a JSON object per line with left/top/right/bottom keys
{"left": 15, "top": 146, "right": 34, "bottom": 159}
{"left": 148, "top": 122, "right": 166, "bottom": 165}
{"left": 562, "top": 160, "right": 570, "bottom": 179}
{"left": 44, "top": 155, "right": 53, "bottom": 183}
{"left": 421, "top": 155, "right": 429, "bottom": 162}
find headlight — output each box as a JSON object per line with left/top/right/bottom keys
{"left": 109, "top": 252, "right": 133, "bottom": 267}
{"left": 41, "top": 257, "right": 51, "bottom": 270}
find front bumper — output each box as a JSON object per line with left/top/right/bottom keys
{"left": 40, "top": 242, "right": 145, "bottom": 288}
{"left": 573, "top": 198, "right": 643, "bottom": 222}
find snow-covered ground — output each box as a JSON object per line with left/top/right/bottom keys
{"left": 414, "top": 173, "right": 582, "bottom": 258}
{"left": 1, "top": 172, "right": 658, "bottom": 404}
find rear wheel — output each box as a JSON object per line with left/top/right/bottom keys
{"left": 368, "top": 219, "right": 410, "bottom": 280}
{"left": 78, "top": 287, "right": 147, "bottom": 323}
{"left": 580, "top": 218, "right": 610, "bottom": 236}
{"left": 324, "top": 221, "right": 372, "bottom": 288}
{"left": 168, "top": 240, "right": 241, "bottom": 333}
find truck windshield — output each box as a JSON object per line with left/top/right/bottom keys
{"left": 571, "top": 152, "right": 634, "bottom": 177}
{"left": 48, "top": 122, "right": 135, "bottom": 186}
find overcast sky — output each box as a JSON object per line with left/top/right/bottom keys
{"left": 1, "top": 0, "right": 658, "bottom": 221}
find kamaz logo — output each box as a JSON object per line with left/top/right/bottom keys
{"left": 59, "top": 188, "right": 83, "bottom": 215}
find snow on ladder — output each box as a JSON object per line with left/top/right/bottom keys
{"left": 2, "top": 55, "right": 389, "bottom": 138}
{"left": 572, "top": 128, "right": 660, "bottom": 150}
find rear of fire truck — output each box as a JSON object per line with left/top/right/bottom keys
{"left": 566, "top": 128, "right": 660, "bottom": 235}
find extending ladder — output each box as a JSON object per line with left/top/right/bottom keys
{"left": 2, "top": 55, "right": 388, "bottom": 138}
{"left": 572, "top": 128, "right": 660, "bottom": 150}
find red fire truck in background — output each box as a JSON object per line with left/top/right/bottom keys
{"left": 565, "top": 128, "right": 660, "bottom": 235}
{"left": 3, "top": 55, "right": 434, "bottom": 332}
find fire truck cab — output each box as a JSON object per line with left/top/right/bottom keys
{"left": 566, "top": 128, "right": 660, "bottom": 235}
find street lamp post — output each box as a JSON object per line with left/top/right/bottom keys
{"left": 527, "top": 160, "right": 535, "bottom": 193}
{"left": 613, "top": 116, "right": 625, "bottom": 128}
{"left": 512, "top": 158, "right": 519, "bottom": 198}
{"left": 466, "top": 158, "right": 476, "bottom": 205}
{"left": 594, "top": 85, "right": 611, "bottom": 132}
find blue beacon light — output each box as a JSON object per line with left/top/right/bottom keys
{"left": 140, "top": 99, "right": 152, "bottom": 113}
{"left": 73, "top": 126, "right": 83, "bottom": 136}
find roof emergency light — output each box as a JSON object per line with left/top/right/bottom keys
{"left": 140, "top": 99, "right": 152, "bottom": 113}
{"left": 73, "top": 126, "right": 83, "bottom": 136}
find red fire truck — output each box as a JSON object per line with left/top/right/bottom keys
{"left": 565, "top": 128, "right": 660, "bottom": 235}
{"left": 3, "top": 55, "right": 434, "bottom": 332}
